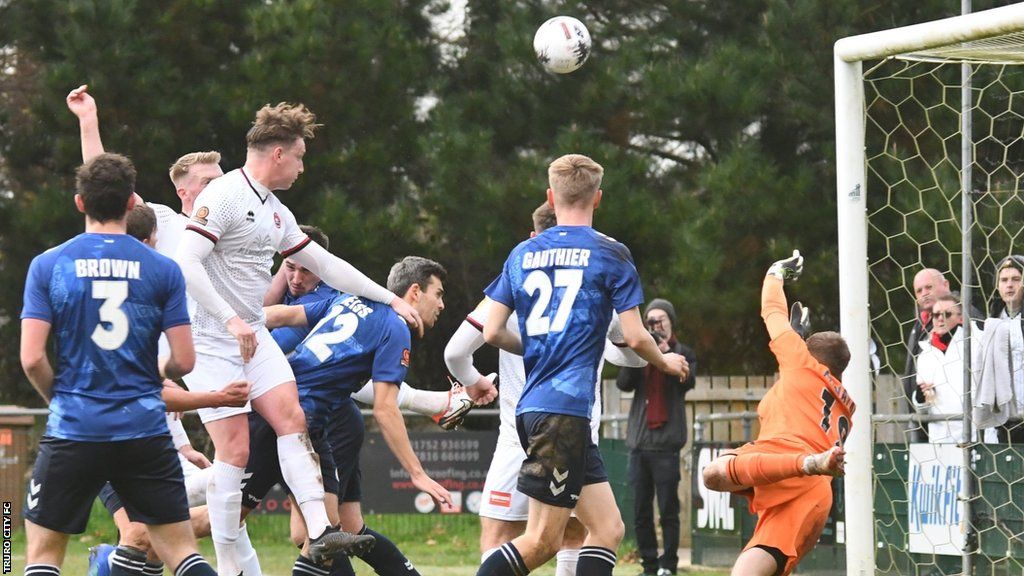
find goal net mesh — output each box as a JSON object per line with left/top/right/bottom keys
{"left": 866, "top": 51, "right": 1024, "bottom": 575}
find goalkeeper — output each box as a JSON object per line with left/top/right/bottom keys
{"left": 701, "top": 251, "right": 854, "bottom": 576}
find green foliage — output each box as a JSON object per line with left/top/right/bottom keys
{"left": 0, "top": 0, "right": 999, "bottom": 403}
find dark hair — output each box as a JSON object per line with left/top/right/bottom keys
{"left": 806, "top": 331, "right": 851, "bottom": 381}
{"left": 75, "top": 153, "right": 136, "bottom": 222}
{"left": 299, "top": 224, "right": 329, "bottom": 250}
{"left": 387, "top": 256, "right": 447, "bottom": 297}
{"left": 532, "top": 202, "right": 557, "bottom": 233}
{"left": 126, "top": 204, "right": 157, "bottom": 243}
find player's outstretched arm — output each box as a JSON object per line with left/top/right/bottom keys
{"left": 372, "top": 381, "right": 453, "bottom": 506}
{"left": 66, "top": 85, "right": 105, "bottom": 163}
{"left": 482, "top": 301, "right": 523, "bottom": 355}
{"left": 263, "top": 304, "right": 309, "bottom": 329}
{"left": 619, "top": 307, "right": 689, "bottom": 379}
{"left": 286, "top": 242, "right": 423, "bottom": 335}
{"left": 160, "top": 324, "right": 196, "bottom": 380}
{"left": 162, "top": 379, "right": 249, "bottom": 412}
{"left": 20, "top": 319, "right": 54, "bottom": 402}
{"left": 444, "top": 306, "right": 498, "bottom": 403}
{"left": 762, "top": 250, "right": 803, "bottom": 340}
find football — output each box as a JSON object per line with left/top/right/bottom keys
{"left": 533, "top": 16, "right": 592, "bottom": 74}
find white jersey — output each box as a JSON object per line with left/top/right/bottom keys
{"left": 151, "top": 203, "right": 189, "bottom": 258}
{"left": 183, "top": 168, "right": 309, "bottom": 338}
{"left": 467, "top": 303, "right": 603, "bottom": 445}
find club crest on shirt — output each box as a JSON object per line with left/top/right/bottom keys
{"left": 245, "top": 210, "right": 255, "bottom": 223}
{"left": 401, "top": 349, "right": 411, "bottom": 367}
{"left": 273, "top": 212, "right": 281, "bottom": 228}
{"left": 191, "top": 206, "right": 209, "bottom": 226}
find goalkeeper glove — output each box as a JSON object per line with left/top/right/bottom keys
{"left": 790, "top": 301, "right": 811, "bottom": 339}
{"left": 767, "top": 250, "right": 803, "bottom": 281}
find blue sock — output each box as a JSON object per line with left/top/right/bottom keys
{"left": 476, "top": 542, "right": 529, "bottom": 576}
{"left": 172, "top": 555, "right": 215, "bottom": 576}
{"left": 356, "top": 525, "right": 419, "bottom": 575}
{"left": 293, "top": 555, "right": 330, "bottom": 576}
{"left": 576, "top": 546, "right": 615, "bottom": 575}
{"left": 327, "top": 554, "right": 355, "bottom": 576}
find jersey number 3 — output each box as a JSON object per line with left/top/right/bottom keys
{"left": 91, "top": 280, "right": 129, "bottom": 350}
{"left": 523, "top": 269, "right": 583, "bottom": 336}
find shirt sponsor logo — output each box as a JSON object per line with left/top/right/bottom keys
{"left": 192, "top": 206, "right": 209, "bottom": 226}
{"left": 245, "top": 210, "right": 255, "bottom": 223}
{"left": 273, "top": 212, "right": 281, "bottom": 228}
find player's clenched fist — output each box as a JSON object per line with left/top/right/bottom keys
{"left": 767, "top": 249, "right": 804, "bottom": 282}
{"left": 65, "top": 84, "right": 96, "bottom": 118}
{"left": 659, "top": 352, "right": 689, "bottom": 380}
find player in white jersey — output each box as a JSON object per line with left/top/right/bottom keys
{"left": 444, "top": 203, "right": 645, "bottom": 576}
{"left": 174, "top": 102, "right": 423, "bottom": 574}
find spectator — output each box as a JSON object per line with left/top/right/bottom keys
{"left": 915, "top": 294, "right": 996, "bottom": 444}
{"left": 615, "top": 298, "right": 697, "bottom": 576}
{"left": 989, "top": 255, "right": 1024, "bottom": 443}
{"left": 903, "top": 269, "right": 952, "bottom": 408}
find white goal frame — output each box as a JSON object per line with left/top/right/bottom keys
{"left": 835, "top": 4, "right": 1024, "bottom": 575}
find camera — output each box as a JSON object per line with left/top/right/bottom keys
{"left": 648, "top": 329, "right": 665, "bottom": 345}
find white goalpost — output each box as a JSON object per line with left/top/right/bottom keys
{"left": 836, "top": 4, "right": 1024, "bottom": 575}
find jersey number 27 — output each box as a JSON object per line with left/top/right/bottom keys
{"left": 523, "top": 269, "right": 583, "bottom": 336}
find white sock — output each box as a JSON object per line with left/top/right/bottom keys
{"left": 350, "top": 381, "right": 375, "bottom": 405}
{"left": 481, "top": 548, "right": 499, "bottom": 563}
{"left": 397, "top": 384, "right": 449, "bottom": 415}
{"left": 236, "top": 523, "right": 262, "bottom": 576}
{"left": 185, "top": 466, "right": 212, "bottom": 507}
{"left": 555, "top": 549, "right": 579, "bottom": 576}
{"left": 208, "top": 460, "right": 245, "bottom": 576}
{"left": 277, "top": 433, "right": 330, "bottom": 539}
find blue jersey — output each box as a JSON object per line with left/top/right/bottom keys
{"left": 272, "top": 282, "right": 339, "bottom": 354}
{"left": 287, "top": 293, "right": 411, "bottom": 422}
{"left": 21, "top": 233, "right": 190, "bottom": 441}
{"left": 485, "top": 226, "right": 644, "bottom": 418}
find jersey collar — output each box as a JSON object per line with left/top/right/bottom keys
{"left": 240, "top": 168, "right": 271, "bottom": 204}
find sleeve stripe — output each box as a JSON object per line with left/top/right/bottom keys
{"left": 466, "top": 316, "right": 484, "bottom": 332}
{"left": 612, "top": 341, "right": 628, "bottom": 348}
{"left": 280, "top": 236, "right": 312, "bottom": 258}
{"left": 185, "top": 225, "right": 219, "bottom": 244}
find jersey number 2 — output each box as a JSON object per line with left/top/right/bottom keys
{"left": 91, "top": 280, "right": 129, "bottom": 350}
{"left": 523, "top": 269, "right": 583, "bottom": 336}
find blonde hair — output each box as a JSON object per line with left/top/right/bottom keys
{"left": 246, "top": 103, "right": 321, "bottom": 150}
{"left": 548, "top": 154, "right": 603, "bottom": 206}
{"left": 169, "top": 151, "right": 221, "bottom": 187}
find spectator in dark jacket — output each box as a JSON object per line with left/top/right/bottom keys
{"left": 616, "top": 298, "right": 697, "bottom": 576}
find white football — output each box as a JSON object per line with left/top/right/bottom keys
{"left": 533, "top": 16, "right": 592, "bottom": 74}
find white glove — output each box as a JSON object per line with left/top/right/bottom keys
{"left": 767, "top": 250, "right": 803, "bottom": 281}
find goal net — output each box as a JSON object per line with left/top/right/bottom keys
{"left": 836, "top": 6, "right": 1024, "bottom": 575}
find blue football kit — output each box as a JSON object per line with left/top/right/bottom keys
{"left": 485, "top": 225, "right": 644, "bottom": 419}
{"left": 21, "top": 232, "right": 192, "bottom": 533}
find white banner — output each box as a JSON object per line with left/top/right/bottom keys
{"left": 907, "top": 443, "right": 964, "bottom": 556}
{"left": 694, "top": 446, "right": 736, "bottom": 532}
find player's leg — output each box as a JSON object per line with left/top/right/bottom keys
{"left": 184, "top": 344, "right": 252, "bottom": 576}
{"left": 629, "top": 451, "right": 659, "bottom": 574}
{"left": 477, "top": 437, "right": 529, "bottom": 561}
{"left": 651, "top": 451, "right": 681, "bottom": 574}
{"left": 25, "top": 438, "right": 106, "bottom": 574}
{"left": 702, "top": 444, "right": 844, "bottom": 492}
{"left": 327, "top": 402, "right": 417, "bottom": 576}
{"left": 554, "top": 519, "right": 586, "bottom": 576}
{"left": 109, "top": 437, "right": 216, "bottom": 576}
{"left": 349, "top": 380, "right": 473, "bottom": 430}
{"left": 731, "top": 547, "right": 784, "bottom": 576}
{"left": 568, "top": 441, "right": 624, "bottom": 576}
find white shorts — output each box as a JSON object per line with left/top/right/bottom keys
{"left": 183, "top": 327, "right": 295, "bottom": 423}
{"left": 479, "top": 439, "right": 530, "bottom": 521}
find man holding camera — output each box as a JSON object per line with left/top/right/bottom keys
{"left": 615, "top": 298, "right": 698, "bottom": 576}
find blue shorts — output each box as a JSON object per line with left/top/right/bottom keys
{"left": 27, "top": 435, "right": 188, "bottom": 533}
{"left": 515, "top": 412, "right": 607, "bottom": 509}
{"left": 324, "top": 398, "right": 364, "bottom": 503}
{"left": 241, "top": 412, "right": 339, "bottom": 509}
